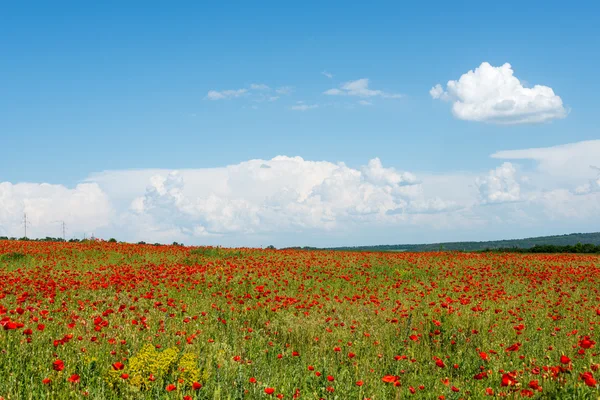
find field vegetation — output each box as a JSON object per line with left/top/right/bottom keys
{"left": 0, "top": 240, "right": 599, "bottom": 399}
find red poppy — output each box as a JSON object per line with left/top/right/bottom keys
{"left": 580, "top": 372, "right": 596, "bottom": 387}
{"left": 265, "top": 387, "right": 275, "bottom": 395}
{"left": 192, "top": 381, "right": 202, "bottom": 390}
{"left": 112, "top": 362, "right": 125, "bottom": 370}
{"left": 560, "top": 355, "right": 571, "bottom": 364}
{"left": 579, "top": 337, "right": 595, "bottom": 349}
{"left": 501, "top": 373, "right": 517, "bottom": 387}
{"left": 67, "top": 374, "right": 80, "bottom": 384}
{"left": 52, "top": 360, "right": 65, "bottom": 372}
{"left": 165, "top": 384, "right": 176, "bottom": 392}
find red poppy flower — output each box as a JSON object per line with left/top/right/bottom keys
{"left": 580, "top": 372, "right": 596, "bottom": 387}
{"left": 112, "top": 362, "right": 125, "bottom": 370}
{"left": 265, "top": 387, "right": 275, "bottom": 395}
{"left": 560, "top": 355, "right": 571, "bottom": 364}
{"left": 165, "top": 384, "right": 176, "bottom": 392}
{"left": 67, "top": 374, "right": 80, "bottom": 384}
{"left": 52, "top": 360, "right": 65, "bottom": 372}
{"left": 501, "top": 373, "right": 517, "bottom": 387}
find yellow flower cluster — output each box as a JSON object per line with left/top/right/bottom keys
{"left": 177, "top": 353, "right": 201, "bottom": 385}
{"left": 107, "top": 344, "right": 201, "bottom": 391}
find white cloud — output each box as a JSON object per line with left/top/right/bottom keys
{"left": 206, "top": 83, "right": 291, "bottom": 104}
{"left": 321, "top": 71, "right": 333, "bottom": 79}
{"left": 492, "top": 140, "right": 600, "bottom": 189}
{"left": 431, "top": 62, "right": 567, "bottom": 124}
{"left": 290, "top": 103, "right": 319, "bottom": 111}
{"left": 429, "top": 84, "right": 449, "bottom": 101}
{"left": 0, "top": 182, "right": 112, "bottom": 238}
{"left": 84, "top": 157, "right": 459, "bottom": 243}
{"left": 324, "top": 78, "right": 402, "bottom": 99}
{"left": 4, "top": 140, "right": 600, "bottom": 246}
{"left": 476, "top": 162, "right": 521, "bottom": 204}
{"left": 205, "top": 88, "right": 248, "bottom": 100}
{"left": 358, "top": 100, "right": 372, "bottom": 106}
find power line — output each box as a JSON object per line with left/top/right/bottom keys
{"left": 23, "top": 213, "right": 30, "bottom": 239}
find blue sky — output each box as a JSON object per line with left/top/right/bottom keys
{"left": 1, "top": 1, "right": 599, "bottom": 246}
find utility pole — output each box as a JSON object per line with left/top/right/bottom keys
{"left": 62, "top": 221, "right": 66, "bottom": 241}
{"left": 23, "top": 213, "right": 28, "bottom": 239}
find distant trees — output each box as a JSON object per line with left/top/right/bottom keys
{"left": 483, "top": 243, "right": 600, "bottom": 254}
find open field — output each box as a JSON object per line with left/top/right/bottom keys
{"left": 1, "top": 240, "right": 599, "bottom": 399}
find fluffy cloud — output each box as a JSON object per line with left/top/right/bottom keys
{"left": 75, "top": 157, "right": 461, "bottom": 244}
{"left": 324, "top": 79, "right": 402, "bottom": 99}
{"left": 3, "top": 140, "right": 599, "bottom": 246}
{"left": 476, "top": 162, "right": 521, "bottom": 204}
{"left": 0, "top": 182, "right": 112, "bottom": 238}
{"left": 124, "top": 157, "right": 452, "bottom": 237}
{"left": 431, "top": 62, "right": 567, "bottom": 124}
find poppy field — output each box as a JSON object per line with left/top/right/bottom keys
{"left": 1, "top": 240, "right": 599, "bottom": 399}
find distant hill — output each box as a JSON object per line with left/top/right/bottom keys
{"left": 322, "top": 232, "right": 600, "bottom": 252}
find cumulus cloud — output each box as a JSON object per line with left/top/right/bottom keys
{"left": 124, "top": 157, "right": 448, "bottom": 236}
{"left": 431, "top": 62, "right": 567, "bottom": 124}
{"left": 476, "top": 162, "right": 521, "bottom": 204}
{"left": 79, "top": 156, "right": 462, "bottom": 244}
{"left": 324, "top": 78, "right": 402, "bottom": 99}
{"left": 0, "top": 182, "right": 112, "bottom": 238}
{"left": 4, "top": 140, "right": 600, "bottom": 246}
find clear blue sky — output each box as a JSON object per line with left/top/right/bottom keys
{"left": 1, "top": 1, "right": 599, "bottom": 245}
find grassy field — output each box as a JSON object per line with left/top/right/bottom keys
{"left": 0, "top": 240, "right": 599, "bottom": 399}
